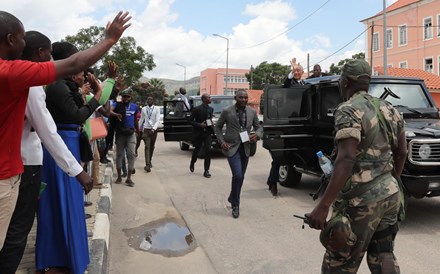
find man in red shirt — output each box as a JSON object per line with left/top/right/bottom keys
{"left": 0, "top": 10, "right": 131, "bottom": 251}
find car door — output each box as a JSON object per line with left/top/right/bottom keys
{"left": 163, "top": 100, "right": 193, "bottom": 142}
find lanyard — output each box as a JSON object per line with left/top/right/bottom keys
{"left": 146, "top": 106, "right": 154, "bottom": 120}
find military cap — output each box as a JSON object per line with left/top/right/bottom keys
{"left": 320, "top": 213, "right": 357, "bottom": 252}
{"left": 341, "top": 59, "right": 372, "bottom": 81}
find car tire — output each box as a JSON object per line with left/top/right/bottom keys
{"left": 180, "top": 142, "right": 190, "bottom": 151}
{"left": 278, "top": 165, "right": 302, "bottom": 188}
{"left": 250, "top": 142, "right": 257, "bottom": 156}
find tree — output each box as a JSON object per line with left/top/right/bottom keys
{"left": 245, "top": 62, "right": 290, "bottom": 90}
{"left": 329, "top": 52, "right": 365, "bottom": 75}
{"left": 130, "top": 78, "right": 167, "bottom": 107}
{"left": 64, "top": 26, "right": 156, "bottom": 87}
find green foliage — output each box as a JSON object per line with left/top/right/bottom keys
{"left": 131, "top": 78, "right": 167, "bottom": 106}
{"left": 329, "top": 52, "right": 365, "bottom": 75}
{"left": 63, "top": 26, "right": 156, "bottom": 87}
{"left": 245, "top": 62, "right": 290, "bottom": 89}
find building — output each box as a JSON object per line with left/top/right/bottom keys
{"left": 200, "top": 68, "right": 250, "bottom": 95}
{"left": 361, "top": 0, "right": 440, "bottom": 74}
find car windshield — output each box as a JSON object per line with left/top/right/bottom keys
{"left": 193, "top": 98, "right": 236, "bottom": 114}
{"left": 369, "top": 83, "right": 432, "bottom": 108}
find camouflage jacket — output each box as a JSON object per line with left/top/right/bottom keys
{"left": 334, "top": 91, "right": 404, "bottom": 206}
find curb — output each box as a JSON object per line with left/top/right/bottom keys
{"left": 87, "top": 162, "right": 113, "bottom": 274}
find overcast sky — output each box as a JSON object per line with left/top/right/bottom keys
{"left": 4, "top": 0, "right": 398, "bottom": 80}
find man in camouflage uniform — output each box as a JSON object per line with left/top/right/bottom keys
{"left": 308, "top": 59, "right": 407, "bottom": 273}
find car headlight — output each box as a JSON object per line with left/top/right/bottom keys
{"left": 419, "top": 144, "right": 431, "bottom": 160}
{"left": 405, "top": 131, "right": 416, "bottom": 137}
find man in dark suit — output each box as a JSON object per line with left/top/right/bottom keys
{"left": 307, "top": 64, "right": 332, "bottom": 79}
{"left": 189, "top": 93, "right": 214, "bottom": 178}
{"left": 215, "top": 89, "right": 263, "bottom": 218}
{"left": 283, "top": 57, "right": 305, "bottom": 87}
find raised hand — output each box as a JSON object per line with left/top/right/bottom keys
{"left": 290, "top": 57, "right": 301, "bottom": 72}
{"left": 107, "top": 60, "right": 118, "bottom": 79}
{"left": 105, "top": 11, "right": 132, "bottom": 44}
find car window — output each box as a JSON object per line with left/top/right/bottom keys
{"left": 369, "top": 83, "right": 431, "bottom": 108}
{"left": 266, "top": 87, "right": 306, "bottom": 119}
{"left": 193, "top": 98, "right": 236, "bottom": 114}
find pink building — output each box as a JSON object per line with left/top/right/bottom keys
{"left": 200, "top": 68, "right": 250, "bottom": 95}
{"left": 361, "top": 0, "right": 440, "bottom": 74}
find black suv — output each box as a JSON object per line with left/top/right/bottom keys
{"left": 163, "top": 95, "right": 258, "bottom": 157}
{"left": 262, "top": 75, "right": 440, "bottom": 198}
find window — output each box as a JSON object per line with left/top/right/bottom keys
{"left": 399, "top": 61, "right": 408, "bottom": 68}
{"left": 398, "top": 25, "right": 407, "bottom": 46}
{"left": 424, "top": 58, "right": 433, "bottom": 73}
{"left": 386, "top": 29, "right": 393, "bottom": 48}
{"left": 372, "top": 32, "right": 380, "bottom": 51}
{"left": 438, "top": 14, "right": 440, "bottom": 37}
{"left": 424, "top": 17, "right": 433, "bottom": 40}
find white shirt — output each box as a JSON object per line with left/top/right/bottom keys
{"left": 21, "top": 86, "right": 83, "bottom": 176}
{"left": 139, "top": 104, "right": 161, "bottom": 130}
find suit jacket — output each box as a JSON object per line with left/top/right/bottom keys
{"left": 283, "top": 77, "right": 305, "bottom": 87}
{"left": 188, "top": 103, "right": 214, "bottom": 136}
{"left": 214, "top": 104, "right": 263, "bottom": 157}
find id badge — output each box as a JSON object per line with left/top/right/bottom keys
{"left": 206, "top": 119, "right": 212, "bottom": 126}
{"left": 240, "top": 130, "right": 250, "bottom": 143}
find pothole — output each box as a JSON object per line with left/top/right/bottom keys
{"left": 123, "top": 217, "right": 197, "bottom": 257}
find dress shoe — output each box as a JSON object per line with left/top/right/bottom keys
{"left": 100, "top": 157, "right": 110, "bottom": 164}
{"left": 232, "top": 206, "right": 240, "bottom": 219}
{"left": 203, "top": 170, "right": 211, "bottom": 178}
{"left": 189, "top": 161, "right": 195, "bottom": 173}
{"left": 144, "top": 166, "right": 151, "bottom": 172}
{"left": 270, "top": 183, "right": 278, "bottom": 196}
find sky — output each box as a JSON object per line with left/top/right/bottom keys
{"left": 4, "top": 0, "right": 398, "bottom": 80}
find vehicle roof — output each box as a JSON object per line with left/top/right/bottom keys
{"left": 304, "top": 75, "right": 425, "bottom": 85}
{"left": 190, "top": 95, "right": 235, "bottom": 100}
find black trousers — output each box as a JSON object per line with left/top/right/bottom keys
{"left": 191, "top": 131, "right": 212, "bottom": 171}
{"left": 0, "top": 165, "right": 41, "bottom": 274}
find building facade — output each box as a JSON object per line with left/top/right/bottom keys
{"left": 361, "top": 0, "right": 440, "bottom": 75}
{"left": 199, "top": 68, "right": 250, "bottom": 95}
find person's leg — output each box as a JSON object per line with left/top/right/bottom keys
{"left": 149, "top": 130, "right": 158, "bottom": 165}
{"left": 0, "top": 175, "right": 20, "bottom": 251}
{"left": 226, "top": 150, "right": 244, "bottom": 207}
{"left": 237, "top": 146, "right": 249, "bottom": 200}
{"left": 367, "top": 193, "right": 400, "bottom": 274}
{"left": 191, "top": 135, "right": 202, "bottom": 169}
{"left": 135, "top": 131, "right": 142, "bottom": 156}
{"left": 0, "top": 167, "right": 40, "bottom": 274}
{"left": 268, "top": 157, "right": 280, "bottom": 195}
{"left": 143, "top": 130, "right": 152, "bottom": 170}
{"left": 121, "top": 148, "right": 127, "bottom": 176}
{"left": 125, "top": 134, "right": 137, "bottom": 186}
{"left": 203, "top": 133, "right": 212, "bottom": 172}
{"left": 115, "top": 134, "right": 124, "bottom": 182}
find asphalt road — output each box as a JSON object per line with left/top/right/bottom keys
{"left": 109, "top": 134, "right": 440, "bottom": 274}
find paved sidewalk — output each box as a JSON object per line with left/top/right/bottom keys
{"left": 16, "top": 158, "right": 113, "bottom": 274}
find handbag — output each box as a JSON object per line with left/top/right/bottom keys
{"left": 79, "top": 130, "right": 94, "bottom": 162}
{"left": 89, "top": 117, "right": 108, "bottom": 140}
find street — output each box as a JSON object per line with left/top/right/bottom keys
{"left": 109, "top": 134, "right": 440, "bottom": 274}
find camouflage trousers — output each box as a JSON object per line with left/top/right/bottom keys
{"left": 321, "top": 193, "right": 400, "bottom": 274}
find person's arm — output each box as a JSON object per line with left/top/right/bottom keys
{"left": 250, "top": 111, "right": 263, "bottom": 142}
{"left": 25, "top": 87, "right": 93, "bottom": 194}
{"left": 138, "top": 107, "right": 145, "bottom": 131}
{"left": 308, "top": 137, "right": 358, "bottom": 230}
{"left": 215, "top": 110, "right": 230, "bottom": 150}
{"left": 134, "top": 106, "right": 139, "bottom": 132}
{"left": 188, "top": 107, "right": 200, "bottom": 128}
{"left": 152, "top": 107, "right": 161, "bottom": 130}
{"left": 96, "top": 61, "right": 117, "bottom": 105}
{"left": 46, "top": 81, "right": 101, "bottom": 124}
{"left": 53, "top": 12, "right": 131, "bottom": 80}
{"left": 392, "top": 131, "right": 407, "bottom": 178}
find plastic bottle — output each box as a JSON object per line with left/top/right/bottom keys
{"left": 316, "top": 151, "right": 333, "bottom": 176}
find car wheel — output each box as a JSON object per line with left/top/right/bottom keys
{"left": 180, "top": 142, "right": 190, "bottom": 151}
{"left": 278, "top": 165, "right": 302, "bottom": 188}
{"left": 249, "top": 142, "right": 257, "bottom": 156}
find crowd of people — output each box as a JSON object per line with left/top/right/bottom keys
{"left": 0, "top": 7, "right": 407, "bottom": 274}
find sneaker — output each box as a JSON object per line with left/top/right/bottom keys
{"left": 126, "top": 179, "right": 135, "bottom": 187}
{"left": 115, "top": 177, "right": 122, "bottom": 184}
{"left": 232, "top": 206, "right": 239, "bottom": 219}
{"left": 144, "top": 166, "right": 151, "bottom": 172}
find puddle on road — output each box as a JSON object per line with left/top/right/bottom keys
{"left": 123, "top": 218, "right": 197, "bottom": 257}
